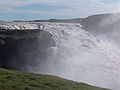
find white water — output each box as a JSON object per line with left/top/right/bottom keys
{"left": 1, "top": 22, "right": 120, "bottom": 90}
{"left": 22, "top": 22, "right": 120, "bottom": 90}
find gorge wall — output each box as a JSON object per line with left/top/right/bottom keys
{"left": 0, "top": 29, "right": 56, "bottom": 71}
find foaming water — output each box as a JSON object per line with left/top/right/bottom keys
{"left": 26, "top": 23, "right": 120, "bottom": 90}
{"left": 0, "top": 22, "right": 120, "bottom": 90}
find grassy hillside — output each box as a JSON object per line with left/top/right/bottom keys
{"left": 0, "top": 68, "right": 109, "bottom": 90}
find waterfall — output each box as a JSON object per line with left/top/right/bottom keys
{"left": 24, "top": 22, "right": 120, "bottom": 90}
{"left": 1, "top": 22, "right": 120, "bottom": 90}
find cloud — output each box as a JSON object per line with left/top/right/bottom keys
{"left": 0, "top": 6, "right": 13, "bottom": 12}
{"left": 0, "top": 0, "right": 120, "bottom": 17}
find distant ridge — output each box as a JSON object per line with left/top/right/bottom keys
{"left": 29, "top": 18, "right": 84, "bottom": 23}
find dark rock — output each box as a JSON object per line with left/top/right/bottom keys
{"left": 0, "top": 29, "right": 56, "bottom": 71}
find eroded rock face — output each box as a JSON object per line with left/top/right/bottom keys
{"left": 0, "top": 29, "right": 56, "bottom": 71}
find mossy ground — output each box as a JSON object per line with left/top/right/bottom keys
{"left": 0, "top": 68, "right": 109, "bottom": 90}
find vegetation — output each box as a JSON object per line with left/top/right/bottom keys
{"left": 0, "top": 68, "right": 109, "bottom": 90}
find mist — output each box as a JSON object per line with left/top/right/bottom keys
{"left": 29, "top": 16, "right": 120, "bottom": 90}
{"left": 26, "top": 22, "right": 120, "bottom": 90}
{"left": 0, "top": 14, "right": 120, "bottom": 90}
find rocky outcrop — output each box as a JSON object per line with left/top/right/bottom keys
{"left": 0, "top": 28, "right": 56, "bottom": 71}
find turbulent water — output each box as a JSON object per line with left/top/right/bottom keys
{"left": 1, "top": 22, "right": 120, "bottom": 90}
{"left": 27, "top": 22, "right": 120, "bottom": 90}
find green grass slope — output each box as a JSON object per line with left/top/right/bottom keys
{"left": 0, "top": 68, "right": 109, "bottom": 90}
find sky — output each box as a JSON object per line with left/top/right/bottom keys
{"left": 0, "top": 0, "right": 120, "bottom": 21}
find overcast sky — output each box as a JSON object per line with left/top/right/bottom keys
{"left": 0, "top": 0, "right": 120, "bottom": 21}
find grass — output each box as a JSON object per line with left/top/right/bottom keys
{"left": 0, "top": 68, "right": 109, "bottom": 90}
